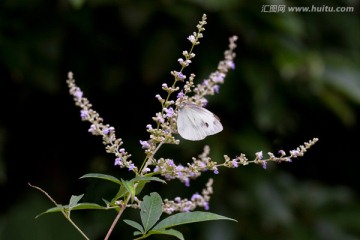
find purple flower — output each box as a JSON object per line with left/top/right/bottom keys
{"left": 80, "top": 110, "right": 89, "bottom": 119}
{"left": 201, "top": 99, "right": 208, "bottom": 107}
{"left": 156, "top": 114, "right": 164, "bottom": 123}
{"left": 142, "top": 168, "right": 150, "bottom": 173}
{"left": 88, "top": 124, "right": 96, "bottom": 133}
{"left": 114, "top": 157, "right": 122, "bottom": 166}
{"left": 177, "top": 91, "right": 184, "bottom": 98}
{"left": 166, "top": 159, "right": 176, "bottom": 167}
{"left": 177, "top": 72, "right": 186, "bottom": 80}
{"left": 187, "top": 35, "right": 196, "bottom": 44}
{"left": 256, "top": 151, "right": 263, "bottom": 160}
{"left": 184, "top": 178, "right": 190, "bottom": 187}
{"left": 164, "top": 107, "right": 175, "bottom": 118}
{"left": 103, "top": 127, "right": 114, "bottom": 135}
{"left": 213, "top": 85, "right": 220, "bottom": 93}
{"left": 278, "top": 150, "right": 286, "bottom": 156}
{"left": 203, "top": 202, "right": 209, "bottom": 210}
{"left": 290, "top": 150, "right": 300, "bottom": 157}
{"left": 231, "top": 159, "right": 238, "bottom": 168}
{"left": 226, "top": 60, "right": 235, "bottom": 69}
{"left": 128, "top": 163, "right": 135, "bottom": 171}
{"left": 191, "top": 193, "right": 201, "bottom": 201}
{"left": 262, "top": 161, "right": 267, "bottom": 170}
{"left": 74, "top": 89, "right": 83, "bottom": 99}
{"left": 140, "top": 140, "right": 150, "bottom": 149}
{"left": 213, "top": 72, "right": 225, "bottom": 83}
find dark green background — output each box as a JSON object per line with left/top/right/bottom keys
{"left": 1, "top": 0, "right": 360, "bottom": 239}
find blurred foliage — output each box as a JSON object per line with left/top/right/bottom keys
{"left": 1, "top": 0, "right": 360, "bottom": 239}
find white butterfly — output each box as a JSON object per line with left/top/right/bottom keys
{"left": 177, "top": 103, "right": 223, "bottom": 141}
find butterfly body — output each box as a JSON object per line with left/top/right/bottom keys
{"left": 177, "top": 103, "right": 223, "bottom": 141}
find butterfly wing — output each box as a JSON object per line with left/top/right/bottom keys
{"left": 177, "top": 104, "right": 223, "bottom": 141}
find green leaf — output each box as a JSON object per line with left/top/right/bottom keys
{"left": 35, "top": 205, "right": 65, "bottom": 218}
{"left": 153, "top": 211, "right": 237, "bottom": 230}
{"left": 132, "top": 176, "right": 167, "bottom": 184}
{"left": 123, "top": 219, "right": 144, "bottom": 234}
{"left": 36, "top": 202, "right": 107, "bottom": 218}
{"left": 122, "top": 179, "right": 136, "bottom": 202}
{"left": 148, "top": 228, "right": 184, "bottom": 240}
{"left": 110, "top": 185, "right": 127, "bottom": 204}
{"left": 69, "top": 194, "right": 84, "bottom": 209}
{"left": 70, "top": 203, "right": 107, "bottom": 210}
{"left": 80, "top": 173, "right": 122, "bottom": 185}
{"left": 140, "top": 192, "right": 163, "bottom": 232}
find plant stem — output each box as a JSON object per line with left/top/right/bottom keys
{"left": 104, "top": 194, "right": 130, "bottom": 240}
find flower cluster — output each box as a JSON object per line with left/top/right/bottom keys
{"left": 223, "top": 138, "right": 319, "bottom": 170}
{"left": 163, "top": 178, "right": 213, "bottom": 214}
{"left": 153, "top": 145, "right": 218, "bottom": 186}
{"left": 66, "top": 72, "right": 134, "bottom": 172}
{"left": 139, "top": 15, "right": 238, "bottom": 184}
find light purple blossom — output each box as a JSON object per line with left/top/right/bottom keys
{"left": 231, "top": 159, "right": 238, "bottom": 168}
{"left": 156, "top": 113, "right": 164, "bottom": 123}
{"left": 201, "top": 98, "right": 208, "bottom": 107}
{"left": 88, "top": 124, "right": 96, "bottom": 133}
{"left": 166, "top": 159, "right": 176, "bottom": 167}
{"left": 128, "top": 163, "right": 135, "bottom": 171}
{"left": 262, "top": 161, "right": 267, "bottom": 170}
{"left": 114, "top": 157, "right": 122, "bottom": 166}
{"left": 256, "top": 151, "right": 263, "bottom": 160}
{"left": 142, "top": 168, "right": 150, "bottom": 173}
{"left": 80, "top": 109, "right": 88, "bottom": 119}
{"left": 290, "top": 150, "right": 300, "bottom": 157}
{"left": 164, "top": 107, "right": 175, "bottom": 118}
{"left": 74, "top": 89, "right": 83, "bottom": 99}
{"left": 103, "top": 127, "right": 114, "bottom": 135}
{"left": 191, "top": 193, "right": 201, "bottom": 201}
{"left": 278, "top": 150, "right": 286, "bottom": 156}
{"left": 213, "top": 85, "right": 220, "bottom": 93}
{"left": 226, "top": 60, "right": 235, "bottom": 69}
{"left": 177, "top": 91, "right": 184, "bottom": 98}
{"left": 187, "top": 35, "right": 196, "bottom": 44}
{"left": 203, "top": 202, "right": 209, "bottom": 210}
{"left": 140, "top": 140, "right": 150, "bottom": 149}
{"left": 184, "top": 178, "right": 190, "bottom": 187}
{"left": 177, "top": 72, "right": 186, "bottom": 80}
{"left": 213, "top": 72, "right": 225, "bottom": 83}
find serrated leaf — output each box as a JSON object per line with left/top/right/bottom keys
{"left": 141, "top": 192, "right": 163, "bottom": 232}
{"left": 148, "top": 228, "right": 184, "bottom": 240}
{"left": 153, "top": 211, "right": 237, "bottom": 230}
{"left": 69, "top": 194, "right": 84, "bottom": 209}
{"left": 123, "top": 219, "right": 144, "bottom": 233}
{"left": 80, "top": 173, "right": 122, "bottom": 185}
